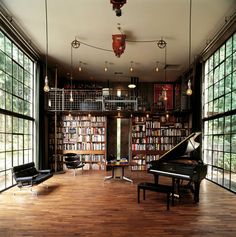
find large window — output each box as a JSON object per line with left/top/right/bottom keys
{"left": 203, "top": 32, "right": 236, "bottom": 193}
{"left": 0, "top": 30, "right": 35, "bottom": 191}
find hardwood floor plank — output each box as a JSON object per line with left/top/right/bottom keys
{"left": 0, "top": 170, "right": 236, "bottom": 237}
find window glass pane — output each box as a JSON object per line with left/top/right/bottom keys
{"left": 5, "top": 74, "right": 12, "bottom": 93}
{"left": 5, "top": 93, "right": 12, "bottom": 111}
{"left": 5, "top": 37, "right": 12, "bottom": 57}
{"left": 232, "top": 115, "right": 236, "bottom": 133}
{"left": 232, "top": 91, "right": 236, "bottom": 110}
{"left": 0, "top": 90, "right": 5, "bottom": 109}
{"left": 18, "top": 50, "right": 24, "bottom": 66}
{"left": 214, "top": 66, "right": 219, "bottom": 83}
{"left": 213, "top": 99, "right": 219, "bottom": 114}
{"left": 0, "top": 32, "right": 4, "bottom": 52}
{"left": 231, "top": 134, "right": 236, "bottom": 153}
{"left": 5, "top": 116, "right": 12, "bottom": 133}
{"left": 233, "top": 33, "right": 236, "bottom": 52}
{"left": 12, "top": 96, "right": 19, "bottom": 113}
{"left": 209, "top": 71, "right": 213, "bottom": 86}
{"left": 225, "top": 74, "right": 232, "bottom": 93}
{"left": 13, "top": 78, "right": 18, "bottom": 96}
{"left": 0, "top": 50, "right": 5, "bottom": 71}
{"left": 225, "top": 93, "right": 231, "bottom": 112}
{"left": 13, "top": 62, "right": 18, "bottom": 79}
{"left": 12, "top": 44, "right": 18, "bottom": 62}
{"left": 18, "top": 66, "right": 23, "bottom": 82}
{"left": 231, "top": 153, "right": 236, "bottom": 172}
{"left": 5, "top": 56, "right": 12, "bottom": 75}
{"left": 233, "top": 52, "right": 236, "bottom": 71}
{"left": 224, "top": 135, "right": 231, "bottom": 152}
{"left": 209, "top": 55, "right": 214, "bottom": 71}
{"left": 214, "top": 50, "right": 220, "bottom": 67}
{"left": 0, "top": 114, "right": 5, "bottom": 133}
{"left": 226, "top": 37, "right": 232, "bottom": 57}
{"left": 225, "top": 116, "right": 231, "bottom": 134}
{"left": 214, "top": 82, "right": 219, "bottom": 98}
{"left": 5, "top": 134, "right": 12, "bottom": 151}
{"left": 232, "top": 72, "right": 236, "bottom": 91}
{"left": 219, "top": 62, "right": 225, "bottom": 80}
{"left": 219, "top": 44, "right": 225, "bottom": 62}
{"left": 219, "top": 79, "right": 224, "bottom": 96}
{"left": 0, "top": 70, "right": 5, "bottom": 90}
{"left": 225, "top": 55, "right": 232, "bottom": 76}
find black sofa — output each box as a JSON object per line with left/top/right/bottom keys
{"left": 11, "top": 162, "right": 53, "bottom": 191}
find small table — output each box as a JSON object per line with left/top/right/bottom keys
{"left": 104, "top": 162, "right": 133, "bottom": 183}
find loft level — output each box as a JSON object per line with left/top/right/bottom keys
{"left": 47, "top": 88, "right": 138, "bottom": 112}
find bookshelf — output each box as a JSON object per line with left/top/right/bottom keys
{"left": 131, "top": 114, "right": 191, "bottom": 171}
{"left": 62, "top": 115, "right": 106, "bottom": 170}
{"left": 48, "top": 113, "right": 64, "bottom": 172}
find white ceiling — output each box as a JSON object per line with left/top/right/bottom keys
{"left": 1, "top": 0, "right": 236, "bottom": 83}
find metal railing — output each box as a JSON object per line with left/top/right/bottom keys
{"left": 47, "top": 89, "right": 138, "bottom": 112}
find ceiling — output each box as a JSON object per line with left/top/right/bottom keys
{"left": 1, "top": 0, "right": 236, "bottom": 84}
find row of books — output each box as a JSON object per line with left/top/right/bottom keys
{"left": 63, "top": 143, "right": 105, "bottom": 150}
{"left": 63, "top": 116, "right": 105, "bottom": 122}
{"left": 63, "top": 134, "right": 105, "bottom": 142}
{"left": 63, "top": 127, "right": 105, "bottom": 135}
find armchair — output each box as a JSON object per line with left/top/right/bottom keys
{"left": 64, "top": 153, "right": 84, "bottom": 176}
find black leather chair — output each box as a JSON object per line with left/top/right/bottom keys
{"left": 64, "top": 153, "right": 84, "bottom": 176}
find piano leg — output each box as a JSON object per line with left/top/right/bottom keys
{"left": 154, "top": 175, "right": 159, "bottom": 184}
{"left": 194, "top": 181, "right": 200, "bottom": 203}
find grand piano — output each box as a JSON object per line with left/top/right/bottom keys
{"left": 148, "top": 132, "right": 207, "bottom": 203}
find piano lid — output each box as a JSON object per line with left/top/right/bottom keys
{"left": 158, "top": 132, "right": 201, "bottom": 162}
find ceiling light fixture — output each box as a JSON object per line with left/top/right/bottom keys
{"left": 110, "top": 0, "right": 126, "bottom": 17}
{"left": 43, "top": 0, "right": 49, "bottom": 92}
{"left": 128, "top": 77, "right": 136, "bottom": 89}
{"left": 112, "top": 24, "right": 126, "bottom": 57}
{"left": 186, "top": 0, "right": 193, "bottom": 96}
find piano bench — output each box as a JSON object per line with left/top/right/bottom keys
{"left": 137, "top": 182, "right": 172, "bottom": 210}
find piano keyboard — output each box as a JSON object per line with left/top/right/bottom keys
{"left": 149, "top": 169, "right": 191, "bottom": 180}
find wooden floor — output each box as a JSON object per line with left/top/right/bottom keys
{"left": 0, "top": 169, "right": 236, "bottom": 237}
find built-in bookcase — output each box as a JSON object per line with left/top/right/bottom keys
{"left": 131, "top": 115, "right": 191, "bottom": 171}
{"left": 62, "top": 115, "right": 106, "bottom": 170}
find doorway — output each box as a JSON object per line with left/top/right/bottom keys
{"left": 107, "top": 116, "right": 131, "bottom": 161}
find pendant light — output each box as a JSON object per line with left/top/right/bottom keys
{"left": 129, "top": 61, "right": 134, "bottom": 72}
{"left": 43, "top": 0, "right": 49, "bottom": 92}
{"left": 186, "top": 0, "right": 193, "bottom": 96}
{"left": 104, "top": 61, "right": 108, "bottom": 72}
{"left": 128, "top": 77, "right": 136, "bottom": 89}
{"left": 155, "top": 61, "right": 159, "bottom": 72}
{"left": 69, "top": 43, "right": 74, "bottom": 102}
{"left": 163, "top": 44, "right": 168, "bottom": 101}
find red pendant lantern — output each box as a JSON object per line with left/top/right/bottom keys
{"left": 112, "top": 34, "right": 126, "bottom": 57}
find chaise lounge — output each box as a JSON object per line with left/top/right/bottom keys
{"left": 11, "top": 162, "right": 53, "bottom": 194}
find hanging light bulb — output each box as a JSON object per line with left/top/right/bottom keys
{"left": 117, "top": 88, "right": 121, "bottom": 97}
{"left": 104, "top": 61, "right": 108, "bottom": 72}
{"left": 69, "top": 91, "right": 74, "bottom": 102}
{"left": 186, "top": 79, "right": 193, "bottom": 95}
{"left": 44, "top": 75, "right": 49, "bottom": 92}
{"left": 78, "top": 61, "right": 82, "bottom": 71}
{"left": 186, "top": 0, "right": 193, "bottom": 96}
{"left": 43, "top": 0, "right": 49, "bottom": 92}
{"left": 163, "top": 89, "right": 168, "bottom": 101}
{"left": 129, "top": 61, "right": 134, "bottom": 72}
{"left": 155, "top": 61, "right": 159, "bottom": 72}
